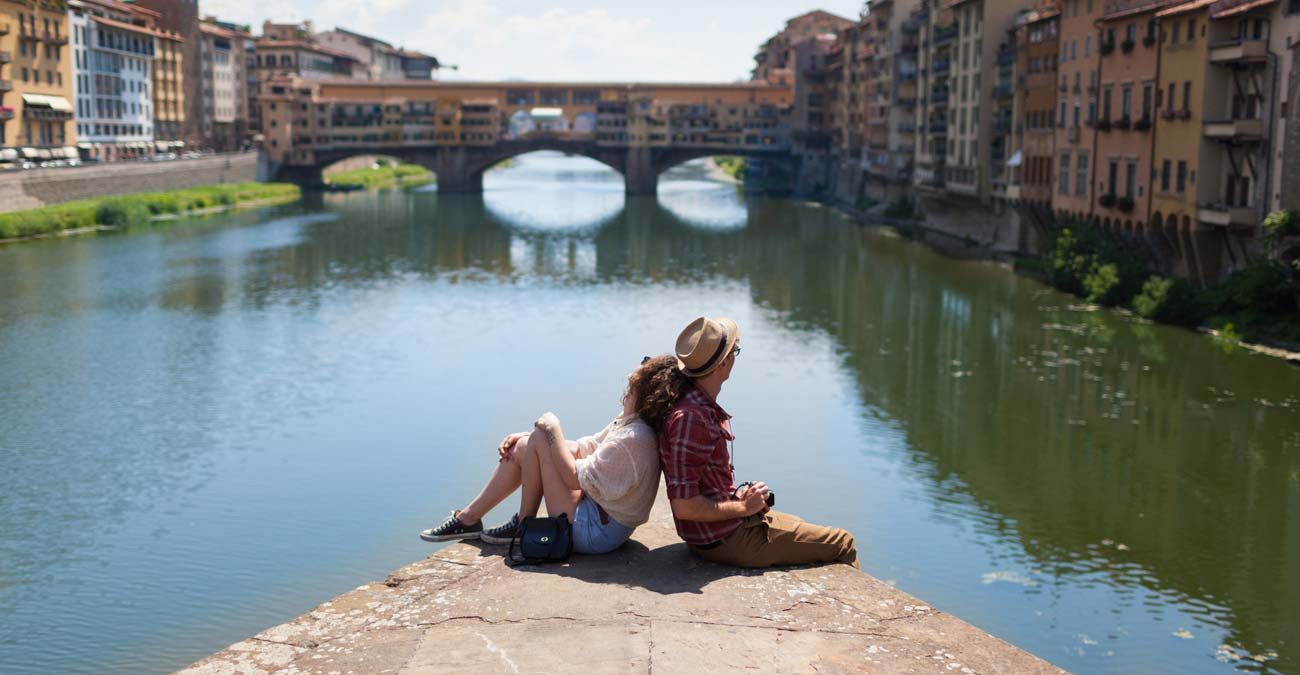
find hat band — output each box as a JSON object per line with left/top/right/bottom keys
{"left": 683, "top": 330, "right": 729, "bottom": 377}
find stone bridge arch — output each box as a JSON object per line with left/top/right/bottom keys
{"left": 266, "top": 142, "right": 794, "bottom": 196}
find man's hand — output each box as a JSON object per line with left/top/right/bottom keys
{"left": 497, "top": 432, "right": 529, "bottom": 462}
{"left": 736, "top": 481, "right": 771, "bottom": 516}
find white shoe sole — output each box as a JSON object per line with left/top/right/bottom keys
{"left": 420, "top": 531, "right": 481, "bottom": 543}
{"left": 479, "top": 533, "right": 515, "bottom": 545}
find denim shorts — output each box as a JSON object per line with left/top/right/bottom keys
{"left": 572, "top": 494, "right": 633, "bottom": 555}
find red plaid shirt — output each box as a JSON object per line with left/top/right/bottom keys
{"left": 659, "top": 384, "right": 742, "bottom": 546}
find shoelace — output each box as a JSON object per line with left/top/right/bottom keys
{"left": 436, "top": 512, "right": 462, "bottom": 533}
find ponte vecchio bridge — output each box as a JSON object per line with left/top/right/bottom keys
{"left": 257, "top": 78, "right": 796, "bottom": 195}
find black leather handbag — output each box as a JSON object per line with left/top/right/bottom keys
{"left": 507, "top": 513, "right": 573, "bottom": 565}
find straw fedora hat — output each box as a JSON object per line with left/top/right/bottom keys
{"left": 675, "top": 316, "right": 740, "bottom": 377}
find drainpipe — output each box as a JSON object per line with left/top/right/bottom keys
{"left": 1262, "top": 42, "right": 1279, "bottom": 232}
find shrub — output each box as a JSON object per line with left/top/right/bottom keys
{"left": 95, "top": 197, "right": 152, "bottom": 227}
{"left": 1098, "top": 193, "right": 1117, "bottom": 208}
{"left": 1263, "top": 209, "right": 1300, "bottom": 244}
{"left": 1084, "top": 263, "right": 1120, "bottom": 304}
{"left": 884, "top": 197, "right": 914, "bottom": 219}
{"left": 1132, "top": 275, "right": 1205, "bottom": 326}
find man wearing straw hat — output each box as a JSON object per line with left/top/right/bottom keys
{"left": 659, "top": 316, "right": 859, "bottom": 569}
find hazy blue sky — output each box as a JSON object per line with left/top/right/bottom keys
{"left": 204, "top": 0, "right": 866, "bottom": 82}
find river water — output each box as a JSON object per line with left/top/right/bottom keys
{"left": 1, "top": 152, "right": 1298, "bottom": 674}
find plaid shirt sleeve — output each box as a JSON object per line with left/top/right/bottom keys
{"left": 660, "top": 408, "right": 722, "bottom": 501}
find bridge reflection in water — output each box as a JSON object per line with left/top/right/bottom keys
{"left": 0, "top": 155, "right": 1297, "bottom": 675}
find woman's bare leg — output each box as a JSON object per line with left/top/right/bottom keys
{"left": 459, "top": 441, "right": 526, "bottom": 525}
{"left": 515, "top": 434, "right": 543, "bottom": 519}
{"left": 528, "top": 414, "right": 582, "bottom": 521}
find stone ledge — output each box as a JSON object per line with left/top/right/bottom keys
{"left": 179, "top": 497, "right": 1065, "bottom": 674}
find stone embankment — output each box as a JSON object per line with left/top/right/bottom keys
{"left": 0, "top": 153, "right": 259, "bottom": 213}
{"left": 180, "top": 495, "right": 1063, "bottom": 674}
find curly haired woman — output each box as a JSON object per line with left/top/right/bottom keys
{"left": 420, "top": 355, "right": 690, "bottom": 554}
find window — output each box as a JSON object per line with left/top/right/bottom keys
{"left": 1167, "top": 83, "right": 1176, "bottom": 112}
{"left": 1102, "top": 86, "right": 1113, "bottom": 119}
{"left": 1182, "top": 81, "right": 1192, "bottom": 111}
{"left": 1142, "top": 83, "right": 1153, "bottom": 119}
{"left": 1077, "top": 153, "right": 1089, "bottom": 195}
{"left": 1187, "top": 18, "right": 1196, "bottom": 42}
{"left": 1121, "top": 85, "right": 1132, "bottom": 118}
{"left": 1108, "top": 159, "right": 1119, "bottom": 195}
{"left": 1126, "top": 159, "right": 1137, "bottom": 197}
{"left": 1161, "top": 160, "right": 1171, "bottom": 191}
{"left": 1060, "top": 154, "right": 1071, "bottom": 194}
{"left": 1176, "top": 160, "right": 1187, "bottom": 192}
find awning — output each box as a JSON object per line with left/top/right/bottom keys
{"left": 21, "top": 94, "right": 73, "bottom": 112}
{"left": 77, "top": 142, "right": 95, "bottom": 150}
{"left": 155, "top": 141, "right": 170, "bottom": 151}
{"left": 62, "top": 146, "right": 78, "bottom": 158}
{"left": 20, "top": 147, "right": 38, "bottom": 159}
{"left": 530, "top": 107, "right": 564, "bottom": 119}
{"left": 37, "top": 148, "right": 52, "bottom": 159}
{"left": 1006, "top": 150, "right": 1023, "bottom": 167}
{"left": 171, "top": 141, "right": 186, "bottom": 148}
{"left": 0, "top": 148, "right": 18, "bottom": 161}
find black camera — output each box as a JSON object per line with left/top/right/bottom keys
{"left": 735, "top": 481, "right": 775, "bottom": 508}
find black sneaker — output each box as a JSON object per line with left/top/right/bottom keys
{"left": 419, "top": 511, "right": 482, "bottom": 542}
{"left": 480, "top": 514, "right": 520, "bottom": 545}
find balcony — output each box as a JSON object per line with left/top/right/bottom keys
{"left": 0, "top": 50, "right": 10, "bottom": 64}
{"left": 931, "top": 59, "right": 951, "bottom": 76}
{"left": 1209, "top": 38, "right": 1267, "bottom": 65}
{"left": 1197, "top": 203, "right": 1256, "bottom": 228}
{"left": 929, "top": 121, "right": 948, "bottom": 135}
{"left": 933, "top": 25, "right": 958, "bottom": 46}
{"left": 930, "top": 90, "right": 949, "bottom": 106}
{"left": 1203, "top": 118, "right": 1264, "bottom": 141}
{"left": 0, "top": 79, "right": 10, "bottom": 93}
{"left": 0, "top": 23, "right": 9, "bottom": 36}
{"left": 0, "top": 106, "right": 13, "bottom": 121}
{"left": 997, "top": 48, "right": 1016, "bottom": 67}
{"left": 993, "top": 83, "right": 1014, "bottom": 100}
{"left": 42, "top": 31, "right": 67, "bottom": 45}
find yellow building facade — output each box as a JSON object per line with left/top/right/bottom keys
{"left": 0, "top": 0, "right": 76, "bottom": 158}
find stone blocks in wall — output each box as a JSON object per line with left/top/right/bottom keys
{"left": 0, "top": 153, "right": 261, "bottom": 214}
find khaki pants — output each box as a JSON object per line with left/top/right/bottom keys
{"left": 694, "top": 510, "right": 859, "bottom": 569}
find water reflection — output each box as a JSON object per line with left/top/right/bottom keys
{"left": 0, "top": 154, "right": 1297, "bottom": 674}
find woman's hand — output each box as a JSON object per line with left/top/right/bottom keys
{"left": 498, "top": 432, "right": 529, "bottom": 463}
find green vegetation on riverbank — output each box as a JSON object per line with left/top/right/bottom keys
{"left": 712, "top": 156, "right": 746, "bottom": 181}
{"left": 325, "top": 161, "right": 433, "bottom": 189}
{"left": 0, "top": 183, "right": 301, "bottom": 241}
{"left": 1015, "top": 215, "right": 1300, "bottom": 346}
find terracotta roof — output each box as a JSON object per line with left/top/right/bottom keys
{"left": 199, "top": 22, "right": 249, "bottom": 39}
{"left": 90, "top": 15, "right": 182, "bottom": 41}
{"left": 255, "top": 39, "right": 358, "bottom": 60}
{"left": 1156, "top": 0, "right": 1216, "bottom": 17}
{"left": 1101, "top": 0, "right": 1179, "bottom": 20}
{"left": 1210, "top": 0, "right": 1277, "bottom": 17}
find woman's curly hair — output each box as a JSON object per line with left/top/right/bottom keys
{"left": 628, "top": 355, "right": 693, "bottom": 435}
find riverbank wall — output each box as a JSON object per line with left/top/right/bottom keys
{"left": 0, "top": 153, "right": 259, "bottom": 214}
{"left": 180, "top": 495, "right": 1062, "bottom": 675}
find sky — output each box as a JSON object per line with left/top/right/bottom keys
{"left": 203, "top": 0, "right": 866, "bottom": 82}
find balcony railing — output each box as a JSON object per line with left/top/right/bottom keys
{"left": 993, "top": 83, "right": 1014, "bottom": 100}
{"left": 0, "top": 79, "right": 11, "bottom": 93}
{"left": 0, "top": 23, "right": 10, "bottom": 36}
{"left": 1197, "top": 203, "right": 1256, "bottom": 228}
{"left": 929, "top": 121, "right": 948, "bottom": 134}
{"left": 0, "top": 50, "right": 10, "bottom": 64}
{"left": 1203, "top": 118, "right": 1264, "bottom": 141}
{"left": 933, "top": 25, "right": 958, "bottom": 45}
{"left": 0, "top": 105, "right": 14, "bottom": 121}
{"left": 1209, "top": 38, "right": 1267, "bottom": 64}
{"left": 930, "top": 90, "right": 949, "bottom": 106}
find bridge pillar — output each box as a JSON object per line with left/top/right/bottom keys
{"left": 624, "top": 147, "right": 658, "bottom": 196}
{"left": 429, "top": 147, "right": 484, "bottom": 194}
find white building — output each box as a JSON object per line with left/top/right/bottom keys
{"left": 69, "top": 0, "right": 157, "bottom": 161}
